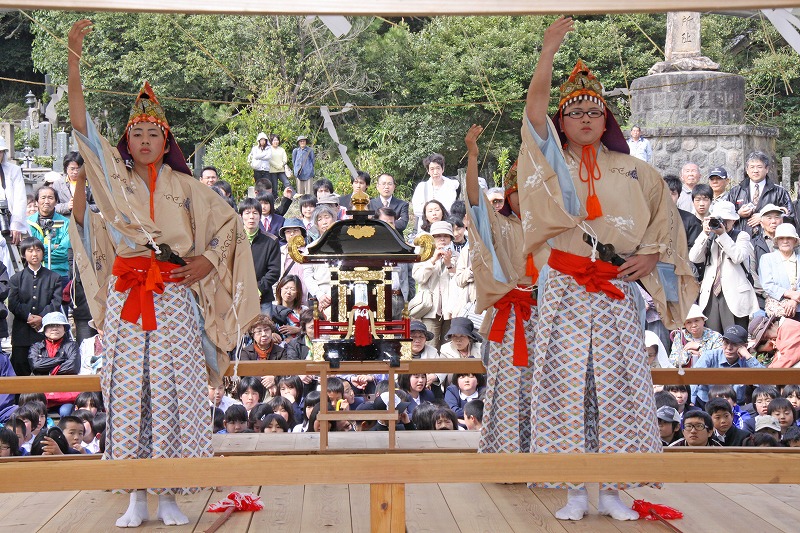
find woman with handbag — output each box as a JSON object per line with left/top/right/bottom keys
{"left": 267, "top": 134, "right": 291, "bottom": 194}
{"left": 759, "top": 223, "right": 800, "bottom": 320}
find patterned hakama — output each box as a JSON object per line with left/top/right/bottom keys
{"left": 478, "top": 306, "right": 536, "bottom": 454}
{"left": 530, "top": 270, "right": 662, "bottom": 490}
{"left": 102, "top": 279, "right": 212, "bottom": 495}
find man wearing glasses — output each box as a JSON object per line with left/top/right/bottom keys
{"left": 669, "top": 411, "right": 723, "bottom": 447}
{"left": 728, "top": 151, "right": 794, "bottom": 235}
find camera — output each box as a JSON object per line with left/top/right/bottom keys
{"left": 0, "top": 200, "right": 11, "bottom": 237}
{"left": 40, "top": 217, "right": 54, "bottom": 234}
{"left": 708, "top": 217, "right": 724, "bottom": 230}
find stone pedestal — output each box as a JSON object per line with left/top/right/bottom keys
{"left": 630, "top": 71, "right": 778, "bottom": 181}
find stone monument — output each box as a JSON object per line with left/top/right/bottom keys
{"left": 630, "top": 12, "right": 777, "bottom": 181}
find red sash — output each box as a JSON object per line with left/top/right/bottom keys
{"left": 489, "top": 288, "right": 536, "bottom": 367}
{"left": 112, "top": 256, "right": 178, "bottom": 331}
{"left": 547, "top": 248, "right": 625, "bottom": 300}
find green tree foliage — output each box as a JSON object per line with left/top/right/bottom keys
{"left": 22, "top": 11, "right": 800, "bottom": 194}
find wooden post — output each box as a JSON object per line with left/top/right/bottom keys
{"left": 319, "top": 366, "right": 329, "bottom": 450}
{"left": 387, "top": 366, "right": 396, "bottom": 450}
{"left": 370, "top": 483, "right": 405, "bottom": 533}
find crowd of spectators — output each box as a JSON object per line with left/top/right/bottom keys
{"left": 1, "top": 141, "right": 800, "bottom": 456}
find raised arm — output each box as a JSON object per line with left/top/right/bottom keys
{"left": 465, "top": 124, "right": 483, "bottom": 207}
{"left": 525, "top": 17, "right": 574, "bottom": 139}
{"left": 67, "top": 19, "right": 93, "bottom": 137}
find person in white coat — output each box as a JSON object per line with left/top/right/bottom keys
{"left": 758, "top": 223, "right": 800, "bottom": 319}
{"left": 248, "top": 132, "right": 272, "bottom": 184}
{"left": 412, "top": 220, "right": 456, "bottom": 349}
{"left": 689, "top": 200, "right": 758, "bottom": 332}
{"left": 0, "top": 138, "right": 28, "bottom": 274}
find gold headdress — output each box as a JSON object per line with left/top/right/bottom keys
{"left": 503, "top": 160, "right": 518, "bottom": 195}
{"left": 126, "top": 81, "right": 170, "bottom": 132}
{"left": 557, "top": 59, "right": 606, "bottom": 112}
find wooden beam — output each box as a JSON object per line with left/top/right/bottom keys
{"left": 370, "top": 484, "right": 405, "bottom": 533}
{"left": 1, "top": 452, "right": 798, "bottom": 493}
{"left": 0, "top": 1, "right": 790, "bottom": 16}
{"left": 2, "top": 366, "right": 800, "bottom": 393}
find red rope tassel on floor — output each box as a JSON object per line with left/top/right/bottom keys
{"left": 632, "top": 499, "right": 684, "bottom": 531}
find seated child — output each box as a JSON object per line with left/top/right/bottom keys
{"left": 708, "top": 385, "right": 751, "bottom": 430}
{"left": 236, "top": 376, "right": 267, "bottom": 415}
{"left": 267, "top": 396, "right": 297, "bottom": 429}
{"left": 656, "top": 406, "right": 681, "bottom": 446}
{"left": 221, "top": 404, "right": 248, "bottom": 434}
{"left": 705, "top": 398, "right": 750, "bottom": 446}
{"left": 14, "top": 405, "right": 40, "bottom": 451}
{"left": 208, "top": 383, "right": 239, "bottom": 413}
{"left": 73, "top": 391, "right": 104, "bottom": 415}
{"left": 743, "top": 415, "right": 782, "bottom": 446}
{"left": 780, "top": 384, "right": 800, "bottom": 412}
{"left": 781, "top": 425, "right": 800, "bottom": 447}
{"left": 262, "top": 413, "right": 289, "bottom": 433}
{"left": 294, "top": 391, "right": 320, "bottom": 433}
{"left": 410, "top": 402, "right": 438, "bottom": 430}
{"left": 767, "top": 397, "right": 799, "bottom": 437}
{"left": 277, "top": 376, "right": 304, "bottom": 423}
{"left": 463, "top": 399, "right": 483, "bottom": 431}
{"left": 444, "top": 373, "right": 486, "bottom": 419}
{"left": 87, "top": 412, "right": 106, "bottom": 454}
{"left": 58, "top": 415, "right": 88, "bottom": 454}
{"left": 0, "top": 427, "right": 22, "bottom": 457}
{"left": 211, "top": 407, "right": 224, "bottom": 434}
{"left": 663, "top": 384, "right": 702, "bottom": 416}
{"left": 433, "top": 408, "right": 459, "bottom": 430}
{"left": 248, "top": 404, "right": 273, "bottom": 433}
{"left": 744, "top": 386, "right": 779, "bottom": 433}
{"left": 398, "top": 373, "right": 436, "bottom": 418}
{"left": 2, "top": 420, "right": 28, "bottom": 455}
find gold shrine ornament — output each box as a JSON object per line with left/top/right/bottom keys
{"left": 347, "top": 225, "right": 375, "bottom": 239}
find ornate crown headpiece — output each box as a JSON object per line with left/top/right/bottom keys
{"left": 557, "top": 59, "right": 606, "bottom": 112}
{"left": 126, "top": 81, "right": 170, "bottom": 132}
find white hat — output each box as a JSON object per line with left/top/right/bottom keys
{"left": 0, "top": 138, "right": 8, "bottom": 151}
{"left": 644, "top": 330, "right": 670, "bottom": 368}
{"left": 38, "top": 311, "right": 70, "bottom": 333}
{"left": 43, "top": 171, "right": 62, "bottom": 184}
{"left": 256, "top": 132, "right": 269, "bottom": 142}
{"left": 774, "top": 223, "right": 799, "bottom": 242}
{"left": 684, "top": 304, "right": 707, "bottom": 322}
{"left": 429, "top": 221, "right": 454, "bottom": 238}
{"left": 710, "top": 200, "right": 738, "bottom": 221}
{"left": 754, "top": 415, "right": 781, "bottom": 433}
{"left": 317, "top": 192, "right": 340, "bottom": 205}
{"left": 759, "top": 203, "right": 785, "bottom": 217}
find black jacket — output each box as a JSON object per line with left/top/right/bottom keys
{"left": 9, "top": 266, "right": 62, "bottom": 347}
{"left": 240, "top": 342, "right": 287, "bottom": 361}
{"left": 28, "top": 338, "right": 80, "bottom": 375}
{"left": 727, "top": 178, "right": 795, "bottom": 234}
{"left": 720, "top": 424, "right": 751, "bottom": 447}
{"left": 250, "top": 230, "right": 281, "bottom": 304}
{"left": 284, "top": 334, "right": 310, "bottom": 361}
{"left": 368, "top": 197, "right": 410, "bottom": 233}
{"left": 0, "top": 263, "right": 9, "bottom": 339}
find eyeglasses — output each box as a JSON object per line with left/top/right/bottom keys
{"left": 563, "top": 109, "right": 604, "bottom": 119}
{"left": 251, "top": 328, "right": 272, "bottom": 336}
{"left": 491, "top": 199, "right": 504, "bottom": 205}
{"left": 683, "top": 423, "right": 709, "bottom": 432}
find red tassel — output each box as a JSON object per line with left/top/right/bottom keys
{"left": 353, "top": 308, "right": 372, "bottom": 347}
{"left": 525, "top": 253, "right": 539, "bottom": 280}
{"left": 585, "top": 193, "right": 603, "bottom": 220}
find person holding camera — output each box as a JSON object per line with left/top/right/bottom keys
{"left": 27, "top": 186, "right": 70, "bottom": 289}
{"left": 689, "top": 200, "right": 759, "bottom": 333}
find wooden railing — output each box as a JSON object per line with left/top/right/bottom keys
{"left": 2, "top": 361, "right": 800, "bottom": 533}
{"left": 2, "top": 360, "right": 799, "bottom": 393}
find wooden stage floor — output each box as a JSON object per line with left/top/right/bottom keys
{"left": 2, "top": 432, "right": 800, "bottom": 532}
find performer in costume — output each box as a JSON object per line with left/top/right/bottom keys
{"left": 463, "top": 125, "right": 547, "bottom": 455}
{"left": 67, "top": 20, "right": 259, "bottom": 528}
{"left": 519, "top": 18, "right": 697, "bottom": 521}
